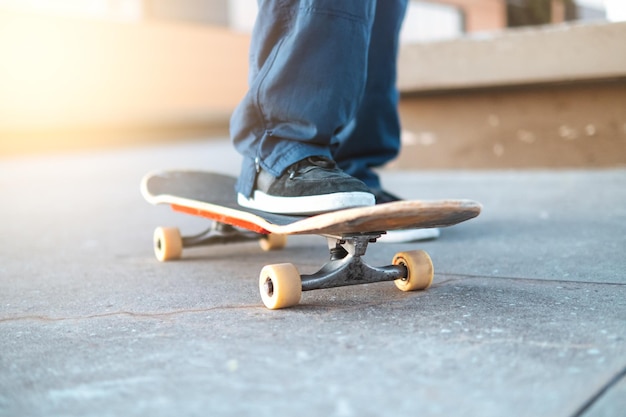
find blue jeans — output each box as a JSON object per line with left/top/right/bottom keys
{"left": 230, "top": 0, "right": 408, "bottom": 197}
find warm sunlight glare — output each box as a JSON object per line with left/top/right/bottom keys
{"left": 0, "top": 4, "right": 249, "bottom": 154}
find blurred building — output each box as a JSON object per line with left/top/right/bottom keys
{"left": 140, "top": 0, "right": 608, "bottom": 41}
{"left": 0, "top": 0, "right": 609, "bottom": 37}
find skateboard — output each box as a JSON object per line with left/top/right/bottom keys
{"left": 141, "top": 170, "right": 481, "bottom": 309}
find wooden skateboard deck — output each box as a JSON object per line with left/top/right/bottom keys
{"left": 141, "top": 170, "right": 481, "bottom": 237}
{"left": 141, "top": 170, "right": 482, "bottom": 309}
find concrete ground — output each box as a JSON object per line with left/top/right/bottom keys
{"left": 1, "top": 139, "right": 625, "bottom": 417}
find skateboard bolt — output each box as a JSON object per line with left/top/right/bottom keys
{"left": 330, "top": 246, "right": 349, "bottom": 261}
{"left": 263, "top": 278, "right": 274, "bottom": 297}
{"left": 397, "top": 261, "right": 409, "bottom": 281}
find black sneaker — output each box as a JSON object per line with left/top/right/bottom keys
{"left": 369, "top": 187, "right": 440, "bottom": 242}
{"left": 237, "top": 156, "right": 375, "bottom": 215}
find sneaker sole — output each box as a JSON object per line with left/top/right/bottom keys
{"left": 238, "top": 191, "right": 375, "bottom": 215}
{"left": 377, "top": 228, "right": 441, "bottom": 243}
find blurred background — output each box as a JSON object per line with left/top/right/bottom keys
{"left": 0, "top": 0, "right": 624, "bottom": 168}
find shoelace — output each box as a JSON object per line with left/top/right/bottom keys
{"left": 288, "top": 157, "right": 336, "bottom": 179}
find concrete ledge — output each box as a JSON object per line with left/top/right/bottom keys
{"left": 395, "top": 80, "right": 626, "bottom": 170}
{"left": 395, "top": 21, "right": 626, "bottom": 170}
{"left": 398, "top": 21, "right": 626, "bottom": 92}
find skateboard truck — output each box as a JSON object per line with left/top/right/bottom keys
{"left": 152, "top": 223, "right": 287, "bottom": 262}
{"left": 299, "top": 234, "right": 407, "bottom": 291}
{"left": 259, "top": 233, "right": 434, "bottom": 310}
{"left": 181, "top": 222, "right": 268, "bottom": 248}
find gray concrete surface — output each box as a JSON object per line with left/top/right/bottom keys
{"left": 1, "top": 139, "right": 625, "bottom": 417}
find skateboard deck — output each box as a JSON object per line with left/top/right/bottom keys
{"left": 141, "top": 170, "right": 482, "bottom": 309}
{"left": 141, "top": 170, "right": 481, "bottom": 236}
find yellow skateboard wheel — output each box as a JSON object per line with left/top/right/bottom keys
{"left": 153, "top": 227, "right": 183, "bottom": 262}
{"left": 392, "top": 250, "right": 434, "bottom": 291}
{"left": 259, "top": 234, "right": 287, "bottom": 251}
{"left": 259, "top": 263, "right": 302, "bottom": 309}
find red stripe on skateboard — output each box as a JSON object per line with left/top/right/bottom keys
{"left": 170, "top": 204, "right": 270, "bottom": 234}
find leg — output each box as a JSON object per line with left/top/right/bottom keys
{"left": 230, "top": 0, "right": 377, "bottom": 198}
{"left": 332, "top": 1, "right": 440, "bottom": 241}
{"left": 333, "top": 0, "right": 408, "bottom": 189}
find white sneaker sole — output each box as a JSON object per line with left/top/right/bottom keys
{"left": 238, "top": 190, "right": 375, "bottom": 215}
{"left": 377, "top": 228, "right": 440, "bottom": 243}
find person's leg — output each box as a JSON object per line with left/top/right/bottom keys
{"left": 230, "top": 0, "right": 377, "bottom": 214}
{"left": 332, "top": 0, "right": 408, "bottom": 190}
{"left": 333, "top": 0, "right": 440, "bottom": 241}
